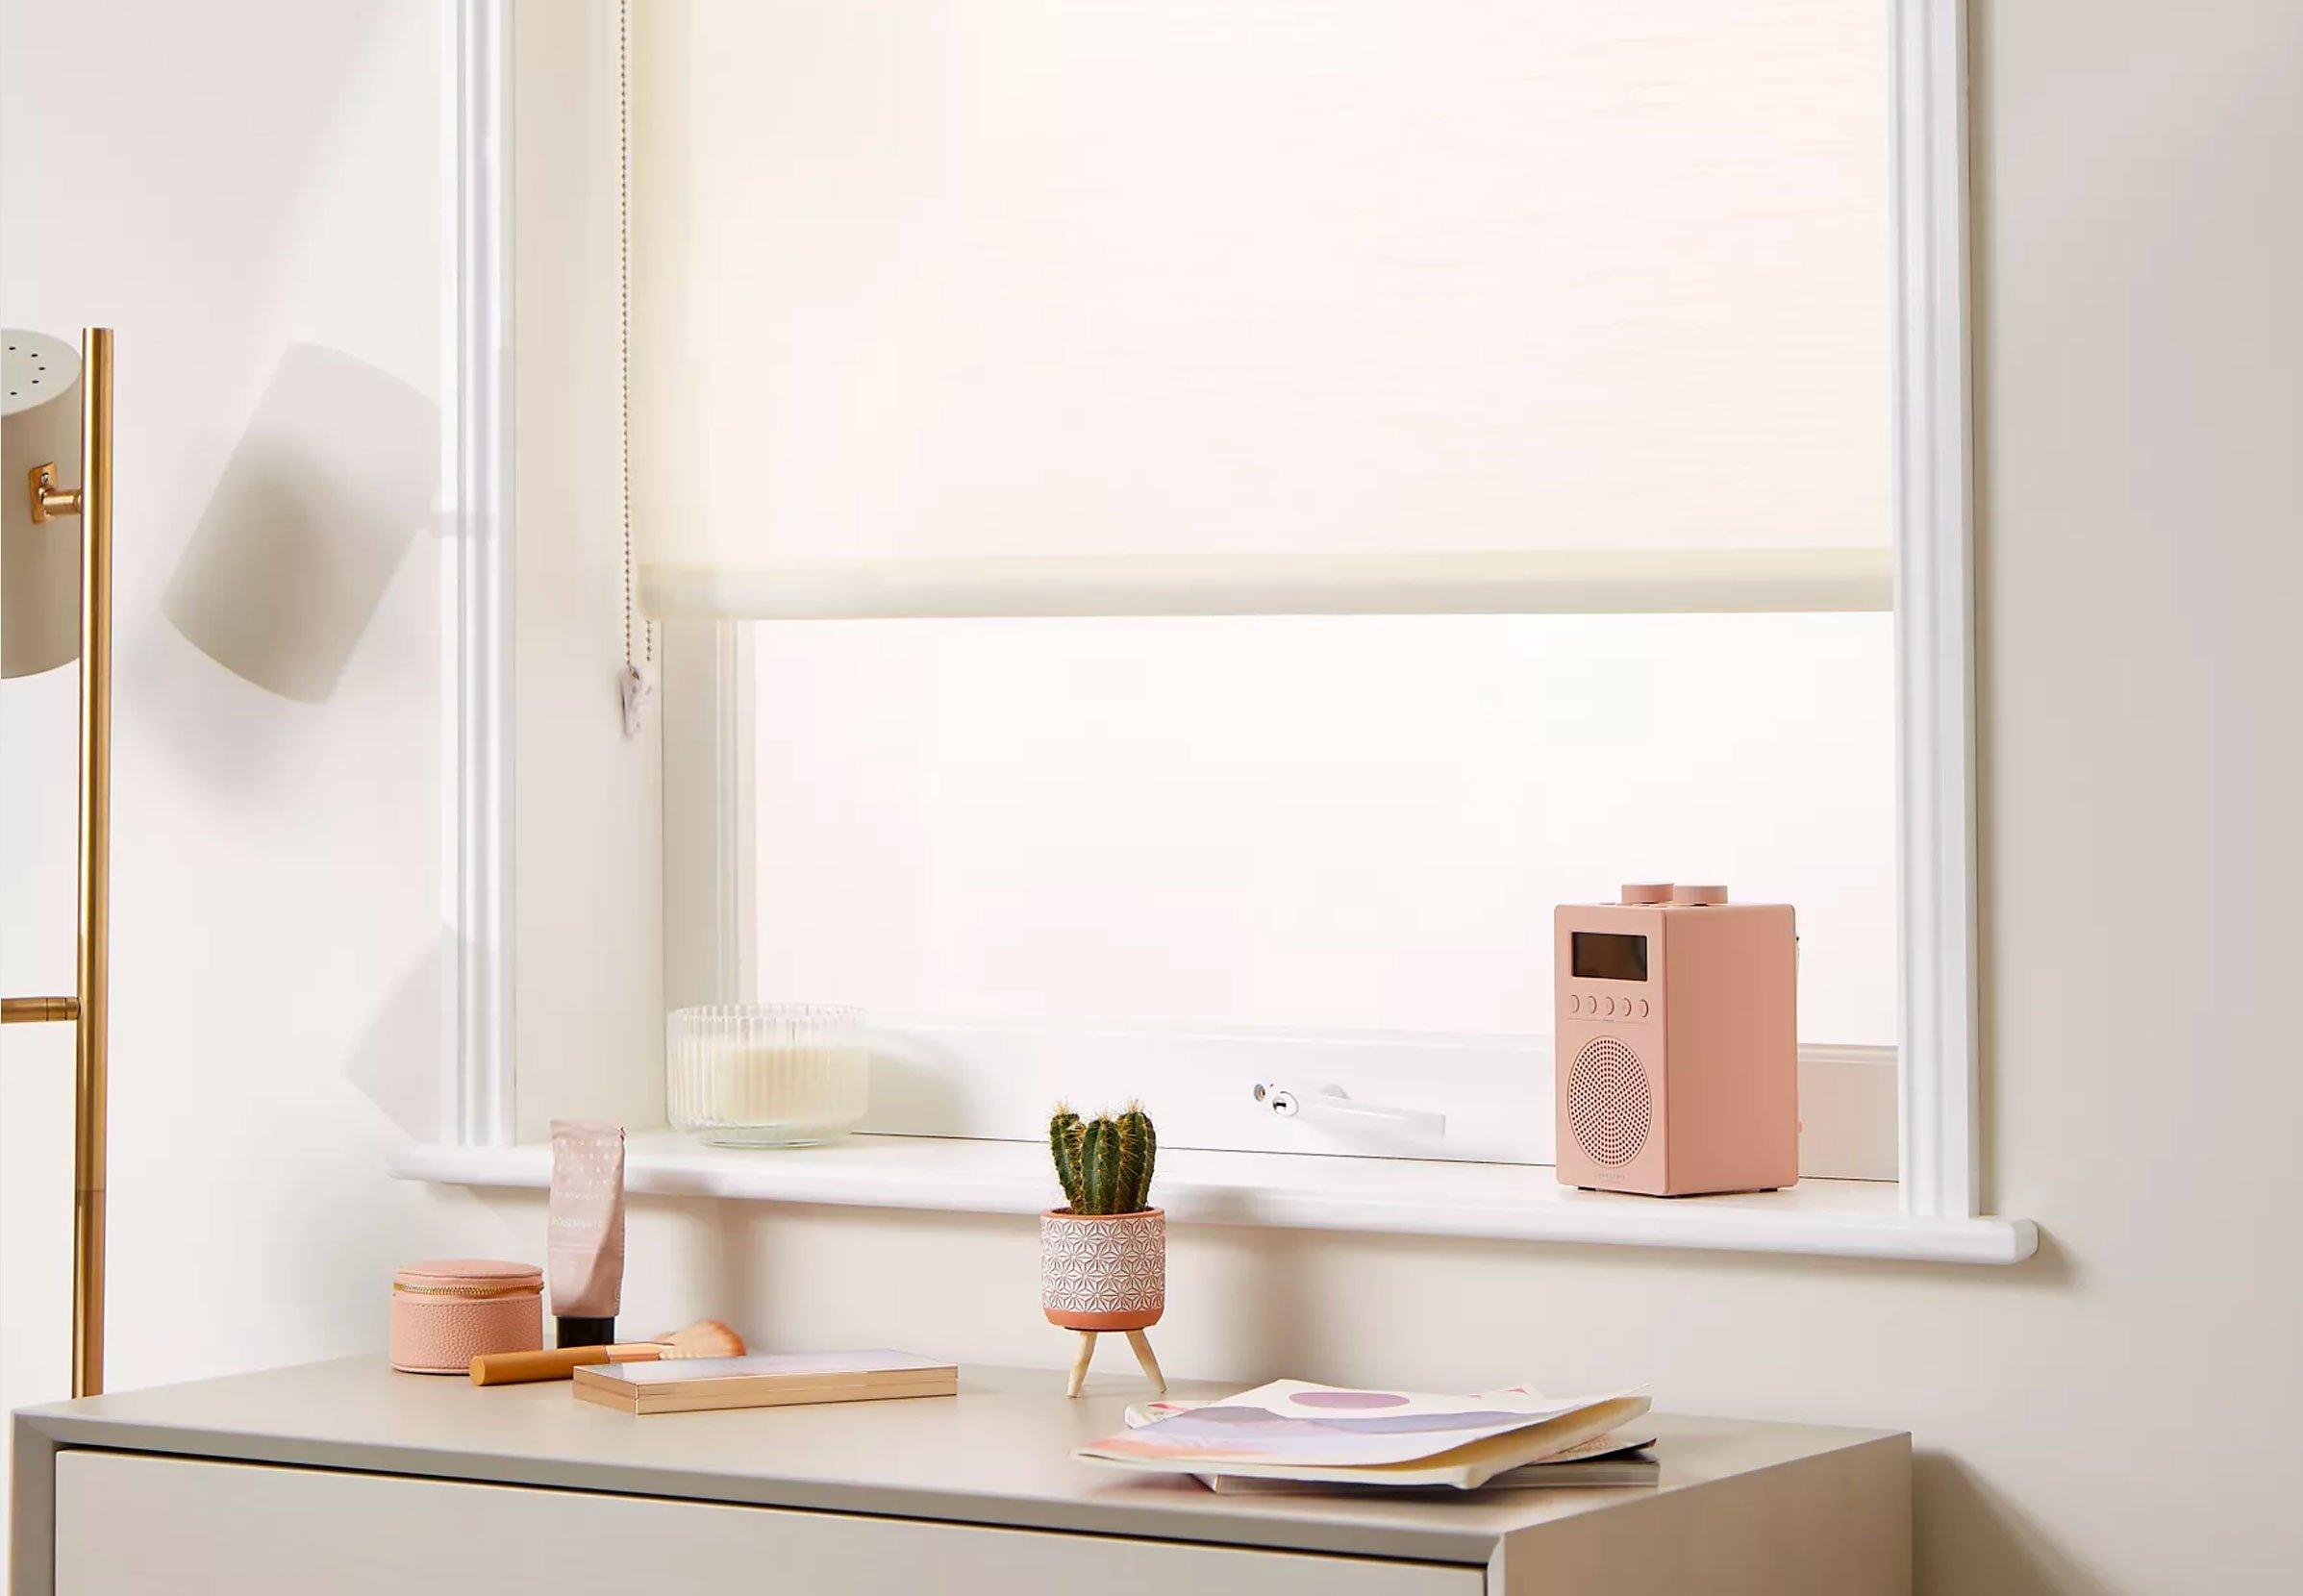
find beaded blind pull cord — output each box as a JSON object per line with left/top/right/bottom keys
{"left": 617, "top": 0, "right": 655, "bottom": 739}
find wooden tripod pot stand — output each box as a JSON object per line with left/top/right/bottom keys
{"left": 1061, "top": 1324, "right": 1165, "bottom": 1399}
{"left": 1039, "top": 1209, "right": 1166, "bottom": 1397}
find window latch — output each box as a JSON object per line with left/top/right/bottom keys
{"left": 1253, "top": 1082, "right": 1445, "bottom": 1142}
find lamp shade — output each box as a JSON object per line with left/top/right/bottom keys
{"left": 2, "top": 329, "right": 82, "bottom": 677}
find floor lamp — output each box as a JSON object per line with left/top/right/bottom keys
{"left": 2, "top": 326, "right": 113, "bottom": 1398}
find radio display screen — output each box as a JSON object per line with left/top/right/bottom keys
{"left": 1571, "top": 932, "right": 1649, "bottom": 983}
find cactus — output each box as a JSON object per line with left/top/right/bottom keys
{"left": 1089, "top": 1115, "right": 1122, "bottom": 1212}
{"left": 1047, "top": 1101, "right": 1158, "bottom": 1214}
{"left": 1114, "top": 1101, "right": 1155, "bottom": 1214}
{"left": 1050, "top": 1106, "right": 1086, "bottom": 1210}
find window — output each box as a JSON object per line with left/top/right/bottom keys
{"left": 641, "top": 1, "right": 1913, "bottom": 1177}
{"left": 421, "top": 0, "right": 2007, "bottom": 1254}
{"left": 665, "top": 611, "right": 1895, "bottom": 1171}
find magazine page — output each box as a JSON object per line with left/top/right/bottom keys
{"left": 1079, "top": 1380, "right": 1636, "bottom": 1470}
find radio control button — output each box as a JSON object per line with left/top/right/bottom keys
{"left": 1602, "top": 996, "right": 1617, "bottom": 1016}
{"left": 1567, "top": 994, "right": 1583, "bottom": 1014}
{"left": 1620, "top": 883, "right": 1672, "bottom": 905}
{"left": 1637, "top": 999, "right": 1650, "bottom": 1018}
{"left": 1670, "top": 884, "right": 1728, "bottom": 906}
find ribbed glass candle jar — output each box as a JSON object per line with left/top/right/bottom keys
{"left": 666, "top": 1005, "right": 868, "bottom": 1147}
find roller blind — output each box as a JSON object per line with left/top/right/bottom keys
{"left": 632, "top": 1, "right": 1890, "bottom": 618}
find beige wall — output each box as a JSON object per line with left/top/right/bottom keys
{"left": 527, "top": 4, "right": 2298, "bottom": 1589}
{"left": 0, "top": 0, "right": 529, "bottom": 1503}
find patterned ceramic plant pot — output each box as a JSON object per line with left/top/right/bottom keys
{"left": 1039, "top": 1209, "right": 1165, "bottom": 1332}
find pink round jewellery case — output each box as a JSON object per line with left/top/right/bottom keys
{"left": 389, "top": 1259, "right": 544, "bottom": 1374}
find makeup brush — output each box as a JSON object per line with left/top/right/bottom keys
{"left": 469, "top": 1319, "right": 746, "bottom": 1386}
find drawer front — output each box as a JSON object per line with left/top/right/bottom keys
{"left": 54, "top": 1450, "right": 1479, "bottom": 1596}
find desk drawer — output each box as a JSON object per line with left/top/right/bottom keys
{"left": 54, "top": 1450, "right": 1478, "bottom": 1596}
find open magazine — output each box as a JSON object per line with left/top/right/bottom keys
{"left": 1075, "top": 1380, "right": 1652, "bottom": 1491}
{"left": 1118, "top": 1397, "right": 1659, "bottom": 1494}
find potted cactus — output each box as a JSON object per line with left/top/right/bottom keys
{"left": 1041, "top": 1102, "right": 1166, "bottom": 1397}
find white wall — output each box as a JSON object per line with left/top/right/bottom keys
{"left": 0, "top": 0, "right": 529, "bottom": 1500}
{"left": 520, "top": 3, "right": 2303, "bottom": 1591}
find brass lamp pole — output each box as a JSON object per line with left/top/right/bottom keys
{"left": 2, "top": 326, "right": 113, "bottom": 1398}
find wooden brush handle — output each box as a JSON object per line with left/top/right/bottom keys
{"left": 469, "top": 1344, "right": 662, "bottom": 1386}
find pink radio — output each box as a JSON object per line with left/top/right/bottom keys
{"left": 1555, "top": 884, "right": 1797, "bottom": 1196}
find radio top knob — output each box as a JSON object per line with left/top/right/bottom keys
{"left": 1620, "top": 883, "right": 1672, "bottom": 905}
{"left": 1670, "top": 884, "right": 1728, "bottom": 906}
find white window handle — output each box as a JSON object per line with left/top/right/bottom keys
{"left": 1253, "top": 1082, "right": 1446, "bottom": 1141}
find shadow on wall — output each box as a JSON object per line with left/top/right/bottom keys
{"left": 343, "top": 940, "right": 446, "bottom": 1141}
{"left": 1916, "top": 1453, "right": 2108, "bottom": 1595}
{"left": 163, "top": 342, "right": 436, "bottom": 705}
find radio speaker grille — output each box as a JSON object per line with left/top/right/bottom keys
{"left": 1566, "top": 1036, "right": 1651, "bottom": 1166}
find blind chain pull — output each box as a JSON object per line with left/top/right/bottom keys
{"left": 617, "top": 0, "right": 654, "bottom": 738}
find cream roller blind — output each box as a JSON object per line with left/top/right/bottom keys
{"left": 632, "top": 1, "right": 1890, "bottom": 618}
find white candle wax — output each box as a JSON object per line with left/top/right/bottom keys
{"left": 668, "top": 1008, "right": 869, "bottom": 1146}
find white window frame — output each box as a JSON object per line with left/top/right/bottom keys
{"left": 442, "top": 0, "right": 515, "bottom": 1151}
{"left": 428, "top": 0, "right": 2020, "bottom": 1259}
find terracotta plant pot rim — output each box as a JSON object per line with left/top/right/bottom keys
{"left": 1045, "top": 1305, "right": 1161, "bottom": 1331}
{"left": 1042, "top": 1207, "right": 1164, "bottom": 1221}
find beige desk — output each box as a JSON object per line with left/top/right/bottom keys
{"left": 13, "top": 1359, "right": 1908, "bottom": 1594}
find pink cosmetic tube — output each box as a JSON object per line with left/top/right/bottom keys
{"left": 547, "top": 1120, "right": 626, "bottom": 1348}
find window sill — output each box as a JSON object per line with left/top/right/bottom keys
{"left": 389, "top": 1133, "right": 2035, "bottom": 1264}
